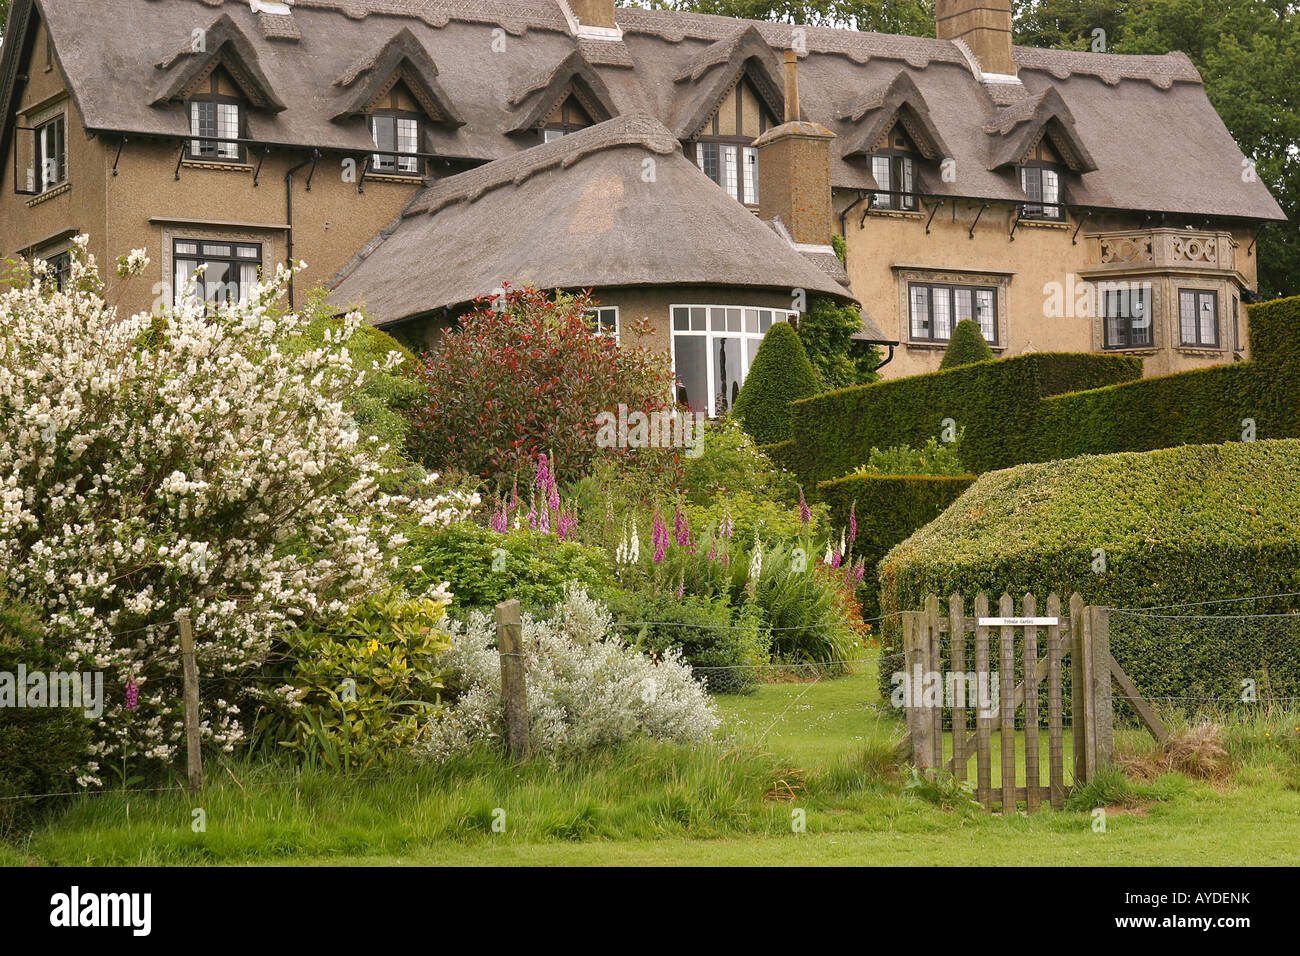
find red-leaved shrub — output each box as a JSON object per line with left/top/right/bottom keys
{"left": 409, "top": 286, "right": 677, "bottom": 483}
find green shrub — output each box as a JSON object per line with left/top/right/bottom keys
{"left": 679, "top": 418, "right": 800, "bottom": 508}
{"left": 293, "top": 295, "right": 427, "bottom": 482}
{"left": 0, "top": 600, "right": 89, "bottom": 837}
{"left": 732, "top": 541, "right": 860, "bottom": 663}
{"left": 852, "top": 434, "right": 968, "bottom": 477}
{"left": 817, "top": 474, "right": 975, "bottom": 619}
{"left": 402, "top": 523, "right": 613, "bottom": 613}
{"left": 939, "top": 319, "right": 994, "bottom": 369}
{"left": 795, "top": 296, "right": 880, "bottom": 390}
{"left": 732, "top": 322, "right": 820, "bottom": 445}
{"left": 878, "top": 440, "right": 1300, "bottom": 707}
{"left": 789, "top": 352, "right": 1142, "bottom": 483}
{"left": 606, "top": 590, "right": 769, "bottom": 694}
{"left": 256, "top": 590, "right": 452, "bottom": 772}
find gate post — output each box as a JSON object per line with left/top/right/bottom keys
{"left": 902, "top": 609, "right": 933, "bottom": 769}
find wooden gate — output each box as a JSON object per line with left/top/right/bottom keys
{"left": 901, "top": 592, "right": 1124, "bottom": 813}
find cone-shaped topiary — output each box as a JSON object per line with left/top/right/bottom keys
{"left": 940, "top": 319, "right": 994, "bottom": 369}
{"left": 732, "top": 320, "right": 820, "bottom": 444}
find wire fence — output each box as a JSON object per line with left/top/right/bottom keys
{"left": 9, "top": 594, "right": 1300, "bottom": 807}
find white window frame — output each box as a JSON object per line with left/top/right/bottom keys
{"left": 33, "top": 114, "right": 67, "bottom": 193}
{"left": 669, "top": 304, "right": 798, "bottom": 418}
{"left": 585, "top": 306, "right": 619, "bottom": 341}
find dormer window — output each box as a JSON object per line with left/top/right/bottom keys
{"left": 1020, "top": 165, "right": 1063, "bottom": 221}
{"left": 1018, "top": 140, "right": 1066, "bottom": 221}
{"left": 690, "top": 75, "right": 773, "bottom": 208}
{"left": 542, "top": 95, "right": 593, "bottom": 143}
{"left": 870, "top": 125, "right": 919, "bottom": 211}
{"left": 187, "top": 73, "right": 245, "bottom": 162}
{"left": 371, "top": 112, "right": 422, "bottom": 176}
{"left": 871, "top": 154, "right": 916, "bottom": 211}
{"left": 696, "top": 143, "right": 759, "bottom": 206}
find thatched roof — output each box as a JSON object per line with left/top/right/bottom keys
{"left": 327, "top": 113, "right": 854, "bottom": 323}
{"left": 0, "top": 0, "right": 1282, "bottom": 221}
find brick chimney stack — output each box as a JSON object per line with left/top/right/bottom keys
{"left": 755, "top": 51, "right": 835, "bottom": 247}
{"left": 569, "top": 0, "right": 618, "bottom": 30}
{"left": 936, "top": 0, "right": 1017, "bottom": 76}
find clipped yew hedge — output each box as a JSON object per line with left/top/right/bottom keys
{"left": 817, "top": 473, "right": 976, "bottom": 619}
{"left": 940, "top": 319, "right": 994, "bottom": 369}
{"left": 789, "top": 352, "right": 1141, "bottom": 482}
{"left": 877, "top": 439, "right": 1300, "bottom": 707}
{"left": 1027, "top": 298, "right": 1300, "bottom": 459}
{"left": 732, "top": 322, "right": 820, "bottom": 445}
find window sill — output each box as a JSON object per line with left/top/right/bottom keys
{"left": 1103, "top": 347, "right": 1158, "bottom": 355}
{"left": 26, "top": 182, "right": 71, "bottom": 206}
{"left": 1018, "top": 218, "right": 1069, "bottom": 229}
{"left": 868, "top": 208, "right": 925, "bottom": 220}
{"left": 907, "top": 341, "right": 1006, "bottom": 352}
{"left": 1177, "top": 346, "right": 1225, "bottom": 356}
{"left": 366, "top": 173, "right": 426, "bottom": 184}
{"left": 182, "top": 161, "right": 253, "bottom": 173}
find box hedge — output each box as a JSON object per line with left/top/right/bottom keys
{"left": 789, "top": 352, "right": 1141, "bottom": 483}
{"left": 817, "top": 474, "right": 976, "bottom": 619}
{"left": 877, "top": 439, "right": 1300, "bottom": 708}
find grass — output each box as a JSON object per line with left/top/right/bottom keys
{"left": 6, "top": 666, "right": 1300, "bottom": 866}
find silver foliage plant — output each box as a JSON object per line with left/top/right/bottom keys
{"left": 417, "top": 585, "right": 720, "bottom": 761}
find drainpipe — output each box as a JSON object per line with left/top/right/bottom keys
{"left": 284, "top": 153, "right": 314, "bottom": 311}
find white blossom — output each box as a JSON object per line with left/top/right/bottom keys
{"left": 0, "top": 239, "right": 477, "bottom": 783}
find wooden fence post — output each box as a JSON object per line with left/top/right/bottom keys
{"left": 1089, "top": 605, "right": 1114, "bottom": 769}
{"left": 1069, "top": 593, "right": 1088, "bottom": 785}
{"left": 925, "top": 594, "right": 943, "bottom": 769}
{"left": 494, "top": 599, "right": 531, "bottom": 762}
{"left": 177, "top": 612, "right": 203, "bottom": 793}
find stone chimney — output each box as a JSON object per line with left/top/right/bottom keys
{"left": 569, "top": 0, "right": 618, "bottom": 30}
{"left": 935, "top": 0, "right": 1017, "bottom": 77}
{"left": 754, "top": 51, "right": 835, "bottom": 247}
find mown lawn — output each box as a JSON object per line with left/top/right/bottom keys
{"left": 4, "top": 667, "right": 1300, "bottom": 866}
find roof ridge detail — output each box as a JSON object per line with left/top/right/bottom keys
{"left": 505, "top": 48, "right": 620, "bottom": 134}
{"left": 332, "top": 26, "right": 464, "bottom": 125}
{"left": 408, "top": 113, "right": 678, "bottom": 217}
{"left": 151, "top": 12, "right": 287, "bottom": 112}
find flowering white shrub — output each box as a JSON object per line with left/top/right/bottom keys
{"left": 417, "top": 585, "right": 720, "bottom": 762}
{"left": 0, "top": 238, "right": 478, "bottom": 784}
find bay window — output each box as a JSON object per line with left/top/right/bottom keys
{"left": 671, "top": 306, "right": 796, "bottom": 417}
{"left": 1101, "top": 284, "right": 1153, "bottom": 349}
{"left": 1179, "top": 289, "right": 1219, "bottom": 347}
